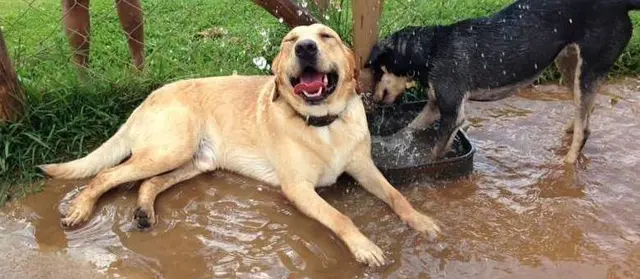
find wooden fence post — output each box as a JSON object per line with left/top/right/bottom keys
{"left": 352, "top": 0, "right": 383, "bottom": 95}
{"left": 0, "top": 29, "right": 25, "bottom": 123}
{"left": 252, "top": 0, "right": 318, "bottom": 28}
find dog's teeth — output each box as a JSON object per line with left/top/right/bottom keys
{"left": 316, "top": 88, "right": 322, "bottom": 96}
{"left": 323, "top": 74, "right": 328, "bottom": 85}
{"left": 303, "top": 90, "right": 309, "bottom": 96}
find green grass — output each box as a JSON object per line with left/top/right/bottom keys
{"left": 1, "top": 0, "right": 640, "bottom": 204}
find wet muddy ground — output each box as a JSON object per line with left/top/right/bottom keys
{"left": 1, "top": 79, "right": 639, "bottom": 278}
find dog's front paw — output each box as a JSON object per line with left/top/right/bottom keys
{"left": 563, "top": 153, "right": 579, "bottom": 164}
{"left": 347, "top": 236, "right": 386, "bottom": 267}
{"left": 406, "top": 211, "right": 441, "bottom": 237}
{"left": 133, "top": 206, "right": 156, "bottom": 230}
{"left": 60, "top": 197, "right": 95, "bottom": 228}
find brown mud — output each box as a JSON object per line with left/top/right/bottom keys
{"left": 2, "top": 79, "right": 639, "bottom": 278}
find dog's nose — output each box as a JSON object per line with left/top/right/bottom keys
{"left": 295, "top": 39, "right": 318, "bottom": 59}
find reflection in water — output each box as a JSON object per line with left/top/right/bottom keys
{"left": 1, "top": 79, "right": 639, "bottom": 278}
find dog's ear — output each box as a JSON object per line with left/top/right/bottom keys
{"left": 364, "top": 43, "right": 387, "bottom": 68}
{"left": 353, "top": 65, "right": 362, "bottom": 95}
{"left": 343, "top": 46, "right": 363, "bottom": 95}
{"left": 270, "top": 47, "right": 284, "bottom": 102}
{"left": 271, "top": 51, "right": 282, "bottom": 76}
{"left": 271, "top": 79, "right": 280, "bottom": 102}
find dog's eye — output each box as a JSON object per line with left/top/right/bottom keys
{"left": 319, "top": 33, "right": 333, "bottom": 39}
{"left": 285, "top": 36, "right": 298, "bottom": 43}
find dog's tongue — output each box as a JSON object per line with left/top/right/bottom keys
{"left": 294, "top": 72, "right": 325, "bottom": 95}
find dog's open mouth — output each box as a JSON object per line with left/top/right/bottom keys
{"left": 290, "top": 67, "right": 339, "bottom": 103}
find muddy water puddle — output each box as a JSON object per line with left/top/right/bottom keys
{"left": 2, "top": 79, "right": 640, "bottom": 278}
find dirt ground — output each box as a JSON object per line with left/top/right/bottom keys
{"left": 1, "top": 78, "right": 639, "bottom": 278}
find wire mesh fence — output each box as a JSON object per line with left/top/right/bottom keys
{"left": 1, "top": 0, "right": 297, "bottom": 91}
{"left": 1, "top": 0, "right": 515, "bottom": 94}
{"left": 3, "top": 0, "right": 640, "bottom": 95}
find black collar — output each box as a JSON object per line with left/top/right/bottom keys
{"left": 294, "top": 111, "right": 340, "bottom": 127}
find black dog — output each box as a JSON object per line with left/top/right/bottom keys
{"left": 365, "top": 0, "right": 640, "bottom": 164}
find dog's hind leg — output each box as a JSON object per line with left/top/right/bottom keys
{"left": 61, "top": 147, "right": 195, "bottom": 228}
{"left": 564, "top": 70, "right": 601, "bottom": 164}
{"left": 564, "top": 20, "right": 632, "bottom": 164}
{"left": 61, "top": 112, "right": 201, "bottom": 228}
{"left": 555, "top": 44, "right": 582, "bottom": 134}
{"left": 135, "top": 160, "right": 205, "bottom": 229}
{"left": 555, "top": 44, "right": 580, "bottom": 92}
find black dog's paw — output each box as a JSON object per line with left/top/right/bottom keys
{"left": 133, "top": 207, "right": 153, "bottom": 230}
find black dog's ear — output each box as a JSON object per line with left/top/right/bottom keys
{"left": 365, "top": 43, "right": 387, "bottom": 68}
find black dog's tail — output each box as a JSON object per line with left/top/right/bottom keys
{"left": 628, "top": 0, "right": 640, "bottom": 10}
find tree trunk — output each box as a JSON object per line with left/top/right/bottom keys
{"left": 252, "top": 0, "right": 318, "bottom": 28}
{"left": 0, "top": 29, "right": 25, "bottom": 123}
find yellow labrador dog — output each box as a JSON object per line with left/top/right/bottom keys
{"left": 39, "top": 24, "right": 439, "bottom": 266}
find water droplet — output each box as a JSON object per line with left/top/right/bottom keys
{"left": 481, "top": 53, "right": 485, "bottom": 58}
{"left": 553, "top": 28, "right": 557, "bottom": 33}
{"left": 534, "top": 63, "right": 538, "bottom": 70}
{"left": 503, "top": 70, "right": 507, "bottom": 75}
{"left": 278, "top": 17, "right": 284, "bottom": 23}
{"left": 569, "top": 18, "right": 573, "bottom": 24}
{"left": 499, "top": 58, "right": 503, "bottom": 63}
{"left": 253, "top": 56, "right": 268, "bottom": 70}
{"left": 483, "top": 64, "right": 487, "bottom": 69}
{"left": 324, "top": 14, "right": 330, "bottom": 20}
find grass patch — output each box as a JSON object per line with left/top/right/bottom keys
{"left": 2, "top": 0, "right": 640, "bottom": 203}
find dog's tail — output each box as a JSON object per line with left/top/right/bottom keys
{"left": 627, "top": 0, "right": 640, "bottom": 10}
{"left": 38, "top": 128, "right": 130, "bottom": 179}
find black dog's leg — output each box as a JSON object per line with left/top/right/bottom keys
{"left": 565, "top": 70, "right": 600, "bottom": 164}
{"left": 564, "top": 21, "right": 632, "bottom": 164}
{"left": 555, "top": 44, "right": 582, "bottom": 134}
{"left": 555, "top": 44, "right": 580, "bottom": 93}
{"left": 432, "top": 84, "right": 466, "bottom": 159}
{"left": 408, "top": 85, "right": 440, "bottom": 129}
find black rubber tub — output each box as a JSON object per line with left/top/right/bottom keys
{"left": 365, "top": 100, "right": 476, "bottom": 185}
